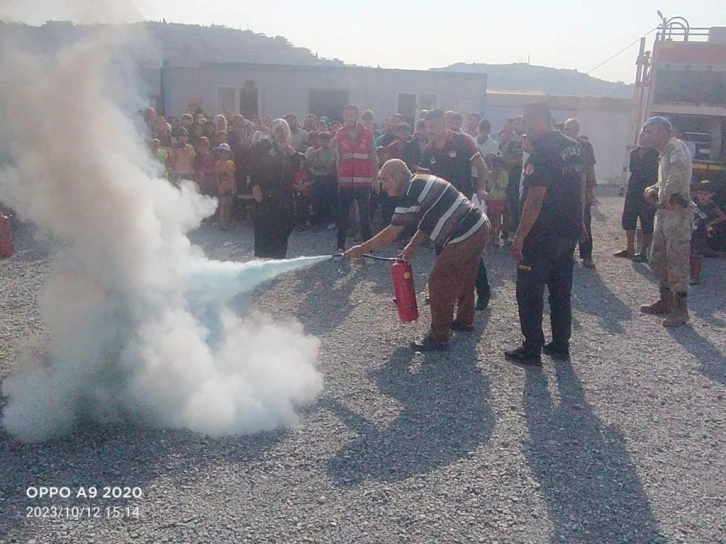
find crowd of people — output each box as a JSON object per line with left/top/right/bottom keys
{"left": 140, "top": 102, "right": 719, "bottom": 358}
{"left": 141, "top": 106, "right": 545, "bottom": 256}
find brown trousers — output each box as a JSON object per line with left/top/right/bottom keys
{"left": 428, "top": 226, "right": 489, "bottom": 343}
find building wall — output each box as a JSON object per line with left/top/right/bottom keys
{"left": 486, "top": 92, "right": 633, "bottom": 184}
{"left": 158, "top": 62, "right": 629, "bottom": 183}
{"left": 162, "top": 63, "right": 487, "bottom": 127}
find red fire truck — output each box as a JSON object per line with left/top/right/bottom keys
{"left": 627, "top": 16, "right": 726, "bottom": 193}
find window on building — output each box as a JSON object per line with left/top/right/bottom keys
{"left": 309, "top": 89, "right": 349, "bottom": 122}
{"left": 397, "top": 93, "right": 417, "bottom": 126}
{"left": 240, "top": 80, "right": 259, "bottom": 119}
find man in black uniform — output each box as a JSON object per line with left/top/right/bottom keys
{"left": 505, "top": 103, "right": 586, "bottom": 366}
{"left": 418, "top": 109, "right": 493, "bottom": 310}
{"left": 614, "top": 132, "right": 659, "bottom": 262}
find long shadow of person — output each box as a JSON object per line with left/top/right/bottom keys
{"left": 571, "top": 268, "right": 633, "bottom": 335}
{"left": 521, "top": 361, "right": 666, "bottom": 543}
{"left": 630, "top": 261, "right": 658, "bottom": 285}
{"left": 665, "top": 327, "right": 726, "bottom": 386}
{"left": 688, "top": 260, "right": 726, "bottom": 327}
{"left": 326, "top": 347, "right": 494, "bottom": 487}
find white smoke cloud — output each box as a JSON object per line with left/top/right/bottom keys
{"left": 0, "top": 6, "right": 325, "bottom": 442}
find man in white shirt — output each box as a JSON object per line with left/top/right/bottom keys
{"left": 476, "top": 119, "right": 499, "bottom": 156}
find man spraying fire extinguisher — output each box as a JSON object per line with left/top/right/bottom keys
{"left": 344, "top": 159, "right": 489, "bottom": 352}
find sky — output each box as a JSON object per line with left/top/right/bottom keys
{"left": 5, "top": 1, "right": 725, "bottom": 84}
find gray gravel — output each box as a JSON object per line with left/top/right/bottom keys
{"left": 1, "top": 188, "right": 725, "bottom": 544}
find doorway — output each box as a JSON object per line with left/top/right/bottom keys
{"left": 309, "top": 89, "right": 349, "bottom": 123}
{"left": 397, "top": 93, "right": 417, "bottom": 126}
{"left": 240, "top": 80, "right": 259, "bottom": 119}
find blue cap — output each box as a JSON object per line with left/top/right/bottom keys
{"left": 643, "top": 116, "right": 672, "bottom": 129}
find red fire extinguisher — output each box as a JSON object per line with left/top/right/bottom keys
{"left": 391, "top": 259, "right": 418, "bottom": 322}
{"left": 0, "top": 213, "right": 13, "bottom": 259}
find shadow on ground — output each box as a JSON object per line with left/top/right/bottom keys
{"left": 666, "top": 327, "right": 726, "bottom": 385}
{"left": 521, "top": 360, "right": 666, "bottom": 544}
{"left": 326, "top": 347, "right": 493, "bottom": 487}
{"left": 572, "top": 268, "right": 633, "bottom": 335}
{"left": 292, "top": 260, "right": 366, "bottom": 336}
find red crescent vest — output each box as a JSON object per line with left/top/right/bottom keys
{"left": 336, "top": 124, "right": 374, "bottom": 188}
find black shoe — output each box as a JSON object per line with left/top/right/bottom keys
{"left": 336, "top": 246, "right": 345, "bottom": 254}
{"left": 451, "top": 320, "right": 475, "bottom": 333}
{"left": 504, "top": 346, "right": 542, "bottom": 366}
{"left": 476, "top": 291, "right": 491, "bottom": 311}
{"left": 543, "top": 342, "right": 570, "bottom": 360}
{"left": 410, "top": 335, "right": 449, "bottom": 352}
{"left": 632, "top": 254, "right": 648, "bottom": 263}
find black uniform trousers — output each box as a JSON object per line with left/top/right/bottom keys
{"left": 516, "top": 236, "right": 577, "bottom": 353}
{"left": 337, "top": 186, "right": 373, "bottom": 249}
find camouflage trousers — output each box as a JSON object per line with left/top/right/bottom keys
{"left": 650, "top": 209, "right": 692, "bottom": 294}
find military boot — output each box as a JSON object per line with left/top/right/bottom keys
{"left": 663, "top": 292, "right": 690, "bottom": 327}
{"left": 640, "top": 287, "right": 672, "bottom": 315}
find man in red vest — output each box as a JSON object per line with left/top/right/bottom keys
{"left": 333, "top": 104, "right": 379, "bottom": 252}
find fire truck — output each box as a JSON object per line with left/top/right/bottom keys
{"left": 628, "top": 15, "right": 726, "bottom": 196}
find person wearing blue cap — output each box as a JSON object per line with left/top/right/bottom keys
{"left": 639, "top": 116, "right": 694, "bottom": 327}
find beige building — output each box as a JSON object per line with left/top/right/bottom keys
{"left": 159, "top": 62, "right": 488, "bottom": 127}
{"left": 136, "top": 62, "right": 630, "bottom": 183}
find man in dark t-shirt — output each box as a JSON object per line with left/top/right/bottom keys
{"left": 614, "top": 133, "right": 659, "bottom": 261}
{"left": 505, "top": 103, "right": 585, "bottom": 366}
{"left": 418, "top": 109, "right": 493, "bottom": 310}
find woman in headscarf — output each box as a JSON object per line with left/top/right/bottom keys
{"left": 250, "top": 118, "right": 299, "bottom": 258}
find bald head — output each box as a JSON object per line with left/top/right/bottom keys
{"left": 379, "top": 159, "right": 412, "bottom": 196}
{"left": 563, "top": 118, "right": 580, "bottom": 138}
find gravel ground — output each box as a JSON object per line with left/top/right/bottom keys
{"left": 1, "top": 188, "right": 724, "bottom": 544}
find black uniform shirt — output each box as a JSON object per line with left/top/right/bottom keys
{"left": 521, "top": 131, "right": 585, "bottom": 243}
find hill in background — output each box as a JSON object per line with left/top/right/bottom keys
{"left": 0, "top": 20, "right": 344, "bottom": 66}
{"left": 434, "top": 63, "right": 634, "bottom": 98}
{"left": 1, "top": 21, "right": 632, "bottom": 98}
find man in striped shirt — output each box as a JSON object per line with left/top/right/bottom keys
{"left": 344, "top": 159, "right": 490, "bottom": 352}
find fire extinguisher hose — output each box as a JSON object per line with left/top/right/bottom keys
{"left": 331, "top": 253, "right": 399, "bottom": 262}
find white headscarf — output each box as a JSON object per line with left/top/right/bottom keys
{"left": 267, "top": 118, "right": 291, "bottom": 146}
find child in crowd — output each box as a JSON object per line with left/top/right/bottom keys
{"left": 484, "top": 154, "right": 509, "bottom": 247}
{"left": 204, "top": 120, "right": 218, "bottom": 146}
{"left": 191, "top": 120, "right": 205, "bottom": 145}
{"left": 690, "top": 180, "right": 726, "bottom": 284}
{"left": 214, "top": 114, "right": 228, "bottom": 134}
{"left": 294, "top": 134, "right": 316, "bottom": 230}
{"left": 214, "top": 143, "right": 236, "bottom": 230}
{"left": 194, "top": 136, "right": 217, "bottom": 200}
{"left": 181, "top": 113, "right": 194, "bottom": 131}
{"left": 150, "top": 139, "right": 169, "bottom": 179}
{"left": 170, "top": 127, "right": 196, "bottom": 185}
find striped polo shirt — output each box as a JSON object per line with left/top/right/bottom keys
{"left": 391, "top": 174, "right": 487, "bottom": 246}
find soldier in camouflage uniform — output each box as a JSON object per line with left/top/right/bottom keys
{"left": 639, "top": 117, "right": 694, "bottom": 327}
